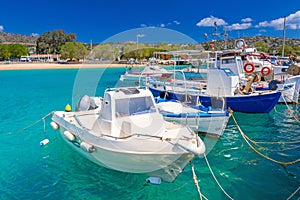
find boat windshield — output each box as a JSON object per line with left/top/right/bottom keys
{"left": 115, "top": 96, "right": 156, "bottom": 117}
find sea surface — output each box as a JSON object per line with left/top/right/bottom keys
{"left": 0, "top": 67, "right": 299, "bottom": 200}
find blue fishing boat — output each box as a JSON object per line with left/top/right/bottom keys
{"left": 149, "top": 68, "right": 281, "bottom": 113}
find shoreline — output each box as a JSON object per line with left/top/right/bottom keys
{"left": 0, "top": 62, "right": 141, "bottom": 71}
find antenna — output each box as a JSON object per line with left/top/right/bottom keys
{"left": 223, "top": 29, "right": 228, "bottom": 49}
{"left": 281, "top": 16, "right": 286, "bottom": 57}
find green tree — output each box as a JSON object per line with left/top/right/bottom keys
{"left": 36, "top": 30, "right": 77, "bottom": 54}
{"left": 254, "top": 41, "right": 268, "bottom": 52}
{"left": 8, "top": 44, "right": 29, "bottom": 59}
{"left": 276, "top": 44, "right": 294, "bottom": 56}
{"left": 60, "top": 42, "right": 88, "bottom": 61}
{"left": 0, "top": 44, "right": 11, "bottom": 61}
{"left": 294, "top": 46, "right": 300, "bottom": 56}
{"left": 92, "top": 43, "right": 117, "bottom": 60}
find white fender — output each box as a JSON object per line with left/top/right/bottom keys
{"left": 50, "top": 121, "right": 59, "bottom": 130}
{"left": 63, "top": 131, "right": 76, "bottom": 141}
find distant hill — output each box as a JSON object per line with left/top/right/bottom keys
{"left": 0, "top": 32, "right": 37, "bottom": 45}
{"left": 201, "top": 36, "right": 300, "bottom": 52}
{"left": 0, "top": 31, "right": 299, "bottom": 52}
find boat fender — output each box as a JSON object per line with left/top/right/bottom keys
{"left": 40, "top": 139, "right": 49, "bottom": 146}
{"left": 63, "top": 131, "right": 76, "bottom": 141}
{"left": 80, "top": 141, "right": 95, "bottom": 153}
{"left": 243, "top": 63, "right": 255, "bottom": 73}
{"left": 211, "top": 97, "right": 225, "bottom": 110}
{"left": 261, "top": 66, "right": 271, "bottom": 76}
{"left": 268, "top": 80, "right": 281, "bottom": 90}
{"left": 65, "top": 104, "right": 71, "bottom": 112}
{"left": 146, "top": 177, "right": 162, "bottom": 185}
{"left": 50, "top": 121, "right": 59, "bottom": 130}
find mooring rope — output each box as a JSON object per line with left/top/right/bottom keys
{"left": 2, "top": 111, "right": 54, "bottom": 134}
{"left": 231, "top": 112, "right": 300, "bottom": 166}
{"left": 203, "top": 154, "right": 234, "bottom": 200}
{"left": 237, "top": 126, "right": 300, "bottom": 146}
{"left": 191, "top": 162, "right": 206, "bottom": 200}
{"left": 287, "top": 186, "right": 300, "bottom": 200}
{"left": 282, "top": 94, "right": 300, "bottom": 123}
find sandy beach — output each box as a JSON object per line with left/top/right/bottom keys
{"left": 0, "top": 62, "right": 137, "bottom": 70}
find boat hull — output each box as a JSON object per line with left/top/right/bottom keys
{"left": 52, "top": 111, "right": 203, "bottom": 182}
{"left": 162, "top": 114, "right": 229, "bottom": 137}
{"left": 149, "top": 87, "right": 281, "bottom": 113}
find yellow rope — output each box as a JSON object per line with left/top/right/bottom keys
{"left": 191, "top": 162, "right": 207, "bottom": 200}
{"left": 203, "top": 154, "right": 234, "bottom": 200}
{"left": 282, "top": 94, "right": 300, "bottom": 123}
{"left": 231, "top": 113, "right": 300, "bottom": 166}
{"left": 238, "top": 128, "right": 300, "bottom": 146}
{"left": 2, "top": 111, "right": 54, "bottom": 134}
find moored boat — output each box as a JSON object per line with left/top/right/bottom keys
{"left": 155, "top": 97, "right": 230, "bottom": 138}
{"left": 149, "top": 67, "right": 281, "bottom": 113}
{"left": 119, "top": 64, "right": 173, "bottom": 82}
{"left": 51, "top": 87, "right": 205, "bottom": 182}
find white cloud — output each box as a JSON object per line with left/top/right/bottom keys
{"left": 226, "top": 23, "right": 252, "bottom": 31}
{"left": 255, "top": 18, "right": 284, "bottom": 30}
{"left": 196, "top": 16, "right": 227, "bottom": 27}
{"left": 173, "top": 20, "right": 180, "bottom": 25}
{"left": 286, "top": 10, "right": 300, "bottom": 29}
{"left": 0, "top": 25, "right": 4, "bottom": 32}
{"left": 141, "top": 20, "right": 180, "bottom": 28}
{"left": 259, "top": 29, "right": 267, "bottom": 33}
{"left": 31, "top": 33, "right": 39, "bottom": 37}
{"left": 241, "top": 18, "right": 252, "bottom": 23}
{"left": 255, "top": 10, "right": 300, "bottom": 30}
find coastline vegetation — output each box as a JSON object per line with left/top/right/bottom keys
{"left": 0, "top": 30, "right": 300, "bottom": 62}
{"left": 0, "top": 44, "right": 28, "bottom": 61}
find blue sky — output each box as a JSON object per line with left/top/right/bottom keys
{"left": 1, "top": 0, "right": 300, "bottom": 44}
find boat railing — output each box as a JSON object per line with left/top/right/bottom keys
{"left": 98, "top": 132, "right": 168, "bottom": 141}
{"left": 105, "top": 86, "right": 147, "bottom": 93}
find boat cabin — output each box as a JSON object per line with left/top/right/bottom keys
{"left": 92, "top": 87, "right": 165, "bottom": 137}
{"left": 219, "top": 56, "right": 245, "bottom": 79}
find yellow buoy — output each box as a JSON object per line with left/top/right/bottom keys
{"left": 65, "top": 104, "right": 71, "bottom": 112}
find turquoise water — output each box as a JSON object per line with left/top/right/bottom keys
{"left": 0, "top": 68, "right": 299, "bottom": 200}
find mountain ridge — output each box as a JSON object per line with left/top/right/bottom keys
{"left": 0, "top": 32, "right": 299, "bottom": 51}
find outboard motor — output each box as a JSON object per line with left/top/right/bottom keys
{"left": 76, "top": 95, "right": 98, "bottom": 111}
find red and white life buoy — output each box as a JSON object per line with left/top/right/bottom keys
{"left": 261, "top": 66, "right": 271, "bottom": 76}
{"left": 243, "top": 63, "right": 255, "bottom": 73}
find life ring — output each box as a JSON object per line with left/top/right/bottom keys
{"left": 243, "top": 63, "right": 255, "bottom": 73}
{"left": 261, "top": 66, "right": 271, "bottom": 76}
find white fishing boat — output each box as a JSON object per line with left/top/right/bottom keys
{"left": 230, "top": 39, "right": 300, "bottom": 103}
{"left": 155, "top": 98, "right": 230, "bottom": 138}
{"left": 119, "top": 64, "right": 173, "bottom": 82}
{"left": 51, "top": 87, "right": 205, "bottom": 182}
